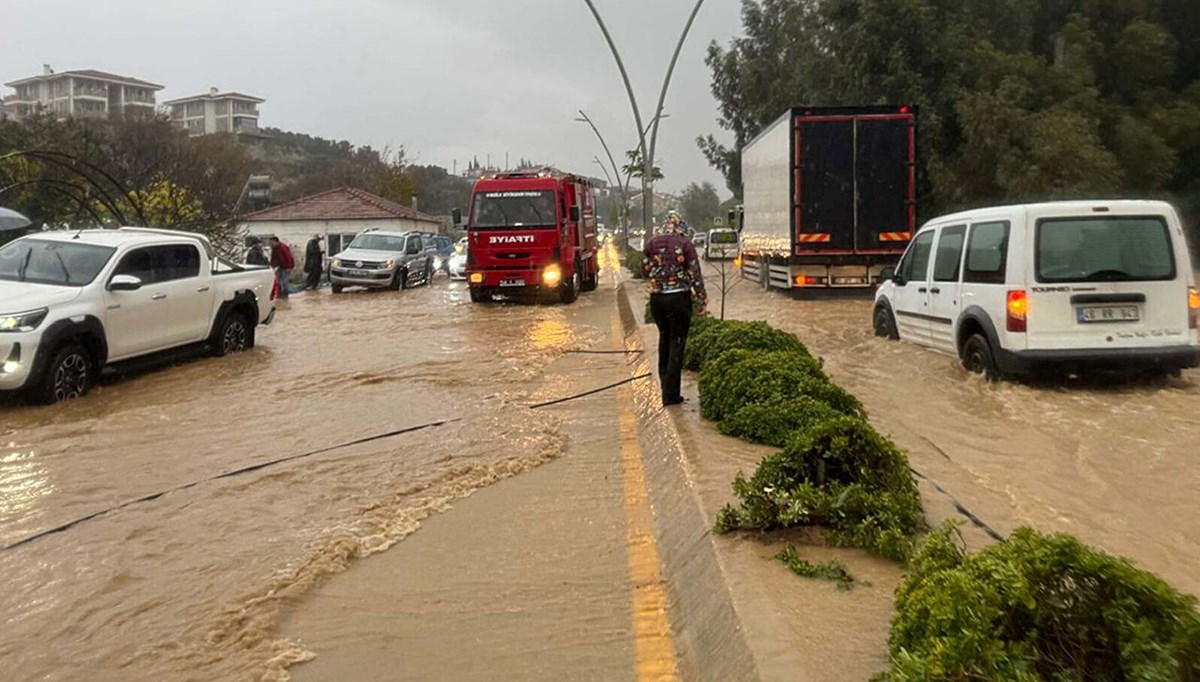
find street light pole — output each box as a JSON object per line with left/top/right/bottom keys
{"left": 580, "top": 0, "right": 706, "bottom": 236}
{"left": 575, "top": 110, "right": 631, "bottom": 243}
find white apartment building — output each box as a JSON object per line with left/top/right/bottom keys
{"left": 3, "top": 64, "right": 163, "bottom": 120}
{"left": 164, "top": 88, "right": 265, "bottom": 136}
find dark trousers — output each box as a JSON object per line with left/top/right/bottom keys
{"left": 306, "top": 267, "right": 321, "bottom": 290}
{"left": 650, "top": 291, "right": 692, "bottom": 405}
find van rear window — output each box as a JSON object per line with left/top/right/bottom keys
{"left": 1036, "top": 216, "right": 1175, "bottom": 283}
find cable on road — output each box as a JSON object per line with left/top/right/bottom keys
{"left": 527, "top": 373, "right": 652, "bottom": 409}
{"left": 908, "top": 466, "right": 1008, "bottom": 543}
{"left": 564, "top": 349, "right": 644, "bottom": 355}
{"left": 2, "top": 418, "right": 461, "bottom": 552}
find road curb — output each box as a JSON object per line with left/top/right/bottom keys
{"left": 615, "top": 282, "right": 760, "bottom": 682}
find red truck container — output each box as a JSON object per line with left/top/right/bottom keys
{"left": 738, "top": 105, "right": 917, "bottom": 295}
{"left": 463, "top": 169, "right": 600, "bottom": 303}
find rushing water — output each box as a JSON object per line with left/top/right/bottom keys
{"left": 717, "top": 278, "right": 1200, "bottom": 595}
{"left": 0, "top": 281, "right": 603, "bottom": 681}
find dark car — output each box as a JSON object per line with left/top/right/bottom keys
{"left": 428, "top": 235, "right": 455, "bottom": 274}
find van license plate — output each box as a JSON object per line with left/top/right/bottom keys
{"left": 499, "top": 279, "right": 525, "bottom": 287}
{"left": 1076, "top": 305, "right": 1139, "bottom": 323}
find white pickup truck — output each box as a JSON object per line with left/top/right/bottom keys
{"left": 0, "top": 227, "right": 277, "bottom": 403}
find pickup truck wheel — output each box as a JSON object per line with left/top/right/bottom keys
{"left": 962, "top": 334, "right": 999, "bottom": 381}
{"left": 424, "top": 259, "right": 434, "bottom": 286}
{"left": 331, "top": 284, "right": 344, "bottom": 294}
{"left": 390, "top": 270, "right": 404, "bottom": 291}
{"left": 873, "top": 306, "right": 900, "bottom": 341}
{"left": 215, "top": 312, "right": 253, "bottom": 357}
{"left": 33, "top": 343, "right": 93, "bottom": 404}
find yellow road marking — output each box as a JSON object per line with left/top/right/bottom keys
{"left": 612, "top": 307, "right": 679, "bottom": 682}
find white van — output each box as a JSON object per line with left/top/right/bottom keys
{"left": 873, "top": 200, "right": 1200, "bottom": 379}
{"left": 705, "top": 228, "right": 740, "bottom": 260}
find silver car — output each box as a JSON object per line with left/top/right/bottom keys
{"left": 329, "top": 230, "right": 437, "bottom": 293}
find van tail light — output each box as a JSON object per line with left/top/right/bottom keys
{"left": 1188, "top": 287, "right": 1199, "bottom": 330}
{"left": 1006, "top": 290, "right": 1028, "bottom": 332}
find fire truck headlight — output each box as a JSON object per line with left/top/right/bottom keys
{"left": 543, "top": 264, "right": 562, "bottom": 285}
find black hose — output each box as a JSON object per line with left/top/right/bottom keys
{"left": 527, "top": 373, "right": 652, "bottom": 409}
{"left": 2, "top": 419, "right": 460, "bottom": 552}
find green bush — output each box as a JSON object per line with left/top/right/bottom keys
{"left": 684, "top": 319, "right": 809, "bottom": 372}
{"left": 719, "top": 396, "right": 845, "bottom": 448}
{"left": 886, "top": 524, "right": 1200, "bottom": 681}
{"left": 715, "top": 416, "right": 922, "bottom": 562}
{"left": 698, "top": 349, "right": 862, "bottom": 423}
{"left": 623, "top": 246, "right": 644, "bottom": 279}
{"left": 776, "top": 545, "right": 864, "bottom": 590}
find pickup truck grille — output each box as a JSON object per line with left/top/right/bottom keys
{"left": 343, "top": 260, "right": 386, "bottom": 269}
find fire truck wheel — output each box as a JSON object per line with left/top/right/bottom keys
{"left": 581, "top": 263, "right": 598, "bottom": 292}
{"left": 469, "top": 287, "right": 490, "bottom": 303}
{"left": 559, "top": 262, "right": 580, "bottom": 304}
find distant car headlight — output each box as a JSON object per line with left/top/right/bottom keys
{"left": 0, "top": 308, "right": 49, "bottom": 333}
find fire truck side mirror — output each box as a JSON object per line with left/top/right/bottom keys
{"left": 569, "top": 206, "right": 580, "bottom": 223}
{"left": 452, "top": 208, "right": 463, "bottom": 227}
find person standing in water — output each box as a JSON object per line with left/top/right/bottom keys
{"left": 304, "top": 234, "right": 324, "bottom": 291}
{"left": 643, "top": 211, "right": 707, "bottom": 407}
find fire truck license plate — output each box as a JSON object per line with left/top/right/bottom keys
{"left": 500, "top": 279, "right": 525, "bottom": 287}
{"left": 1076, "top": 305, "right": 1139, "bottom": 323}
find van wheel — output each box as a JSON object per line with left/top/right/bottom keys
{"left": 962, "top": 334, "right": 999, "bottom": 381}
{"left": 873, "top": 306, "right": 899, "bottom": 341}
{"left": 33, "top": 343, "right": 93, "bottom": 404}
{"left": 214, "top": 311, "right": 254, "bottom": 357}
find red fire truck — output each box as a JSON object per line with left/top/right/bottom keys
{"left": 461, "top": 169, "right": 600, "bottom": 304}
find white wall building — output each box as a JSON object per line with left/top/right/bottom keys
{"left": 237, "top": 187, "right": 445, "bottom": 271}
{"left": 3, "top": 64, "right": 162, "bottom": 120}
{"left": 164, "top": 88, "right": 265, "bottom": 137}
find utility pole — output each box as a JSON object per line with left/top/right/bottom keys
{"left": 580, "top": 0, "right": 706, "bottom": 237}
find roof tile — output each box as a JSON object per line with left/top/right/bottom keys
{"left": 238, "top": 187, "right": 442, "bottom": 224}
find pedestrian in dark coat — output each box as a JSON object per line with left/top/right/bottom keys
{"left": 304, "top": 235, "right": 324, "bottom": 290}
{"left": 246, "top": 237, "right": 269, "bottom": 266}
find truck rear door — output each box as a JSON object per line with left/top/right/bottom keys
{"left": 856, "top": 116, "right": 914, "bottom": 252}
{"left": 797, "top": 118, "right": 854, "bottom": 251}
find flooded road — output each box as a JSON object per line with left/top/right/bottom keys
{"left": 717, "top": 277, "right": 1200, "bottom": 595}
{"left": 0, "top": 280, "right": 605, "bottom": 680}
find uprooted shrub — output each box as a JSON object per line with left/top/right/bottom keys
{"left": 719, "top": 396, "right": 846, "bottom": 448}
{"left": 715, "top": 416, "right": 923, "bottom": 562}
{"left": 683, "top": 318, "right": 810, "bottom": 372}
{"left": 698, "top": 349, "right": 862, "bottom": 423}
{"left": 885, "top": 524, "right": 1200, "bottom": 681}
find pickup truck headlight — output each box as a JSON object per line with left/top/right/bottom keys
{"left": 332, "top": 258, "right": 342, "bottom": 267}
{"left": 384, "top": 259, "right": 396, "bottom": 269}
{"left": 0, "top": 308, "right": 49, "bottom": 333}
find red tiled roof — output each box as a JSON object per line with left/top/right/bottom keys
{"left": 238, "top": 187, "right": 443, "bottom": 224}
{"left": 6, "top": 69, "right": 163, "bottom": 90}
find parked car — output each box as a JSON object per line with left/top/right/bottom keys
{"left": 693, "top": 232, "right": 707, "bottom": 251}
{"left": 704, "top": 228, "right": 739, "bottom": 260}
{"left": 0, "top": 227, "right": 276, "bottom": 404}
{"left": 448, "top": 237, "right": 468, "bottom": 280}
{"left": 873, "top": 200, "right": 1200, "bottom": 380}
{"left": 328, "top": 230, "right": 437, "bottom": 293}
{"left": 429, "top": 235, "right": 455, "bottom": 274}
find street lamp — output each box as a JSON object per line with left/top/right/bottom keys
{"left": 575, "top": 110, "right": 631, "bottom": 242}
{"left": 580, "top": 0, "right": 706, "bottom": 237}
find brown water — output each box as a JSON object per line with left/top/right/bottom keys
{"left": 0, "top": 281, "right": 606, "bottom": 681}
{"left": 717, "top": 278, "right": 1200, "bottom": 595}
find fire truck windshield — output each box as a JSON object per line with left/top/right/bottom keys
{"left": 471, "top": 190, "right": 558, "bottom": 229}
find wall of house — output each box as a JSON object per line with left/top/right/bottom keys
{"left": 236, "top": 218, "right": 443, "bottom": 271}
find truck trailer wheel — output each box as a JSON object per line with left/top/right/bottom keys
{"left": 32, "top": 342, "right": 93, "bottom": 404}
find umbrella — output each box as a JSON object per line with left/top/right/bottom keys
{"left": 0, "top": 207, "right": 33, "bottom": 232}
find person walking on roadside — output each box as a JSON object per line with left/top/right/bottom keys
{"left": 268, "top": 236, "right": 294, "bottom": 300}
{"left": 246, "top": 236, "right": 269, "bottom": 266}
{"left": 643, "top": 212, "right": 707, "bottom": 407}
{"left": 304, "top": 234, "right": 324, "bottom": 291}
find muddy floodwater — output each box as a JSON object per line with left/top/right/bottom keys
{"left": 0, "top": 281, "right": 604, "bottom": 680}
{"left": 716, "top": 277, "right": 1200, "bottom": 595}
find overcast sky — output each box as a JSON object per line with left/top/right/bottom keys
{"left": 4, "top": 0, "right": 745, "bottom": 196}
